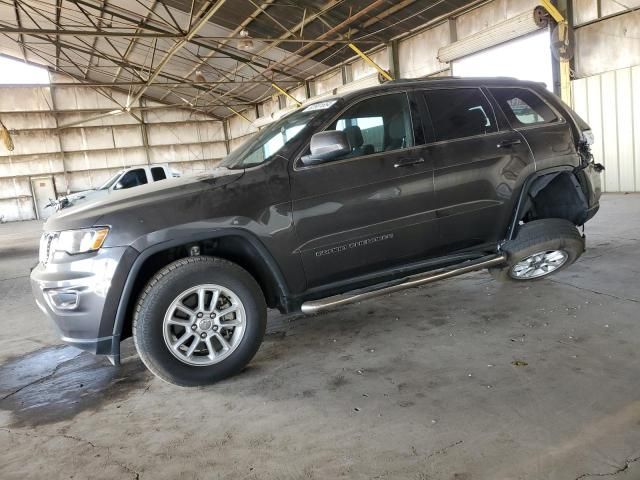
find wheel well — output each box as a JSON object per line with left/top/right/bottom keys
{"left": 119, "top": 236, "right": 283, "bottom": 340}
{"left": 518, "top": 171, "right": 589, "bottom": 227}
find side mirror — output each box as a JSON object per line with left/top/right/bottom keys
{"left": 113, "top": 181, "right": 124, "bottom": 190}
{"left": 301, "top": 130, "right": 350, "bottom": 166}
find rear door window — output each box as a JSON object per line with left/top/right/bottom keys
{"left": 423, "top": 88, "right": 496, "bottom": 142}
{"left": 489, "top": 87, "right": 557, "bottom": 127}
{"left": 151, "top": 167, "right": 167, "bottom": 181}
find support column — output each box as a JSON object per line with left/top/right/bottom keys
{"left": 48, "top": 77, "right": 71, "bottom": 195}
{"left": 223, "top": 118, "right": 230, "bottom": 155}
{"left": 139, "top": 98, "right": 152, "bottom": 165}
{"left": 387, "top": 40, "right": 400, "bottom": 79}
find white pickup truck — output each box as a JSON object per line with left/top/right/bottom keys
{"left": 49, "top": 164, "right": 179, "bottom": 211}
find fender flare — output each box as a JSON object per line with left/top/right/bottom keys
{"left": 505, "top": 165, "right": 576, "bottom": 241}
{"left": 108, "top": 228, "right": 290, "bottom": 358}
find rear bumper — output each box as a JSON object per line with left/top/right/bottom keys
{"left": 585, "top": 203, "right": 600, "bottom": 223}
{"left": 30, "top": 245, "right": 135, "bottom": 363}
{"left": 579, "top": 162, "right": 603, "bottom": 223}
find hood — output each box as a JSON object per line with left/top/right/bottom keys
{"left": 45, "top": 167, "right": 243, "bottom": 233}
{"left": 64, "top": 188, "right": 108, "bottom": 205}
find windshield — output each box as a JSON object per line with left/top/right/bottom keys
{"left": 220, "top": 104, "right": 334, "bottom": 169}
{"left": 98, "top": 171, "right": 123, "bottom": 190}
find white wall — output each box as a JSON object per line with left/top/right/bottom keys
{"left": 0, "top": 75, "right": 227, "bottom": 222}
{"left": 573, "top": 66, "right": 640, "bottom": 193}
{"left": 571, "top": 8, "right": 640, "bottom": 193}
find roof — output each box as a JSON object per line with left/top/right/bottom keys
{"left": 0, "top": 0, "right": 475, "bottom": 119}
{"left": 329, "top": 76, "right": 545, "bottom": 102}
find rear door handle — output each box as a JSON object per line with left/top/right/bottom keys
{"left": 497, "top": 139, "right": 522, "bottom": 148}
{"left": 394, "top": 157, "right": 425, "bottom": 168}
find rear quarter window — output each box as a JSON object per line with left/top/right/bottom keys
{"left": 489, "top": 87, "right": 557, "bottom": 128}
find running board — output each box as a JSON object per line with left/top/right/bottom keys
{"left": 300, "top": 253, "right": 507, "bottom": 314}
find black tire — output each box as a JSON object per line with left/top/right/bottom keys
{"left": 490, "top": 218, "right": 584, "bottom": 282}
{"left": 133, "top": 256, "right": 267, "bottom": 387}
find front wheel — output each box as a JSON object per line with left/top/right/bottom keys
{"left": 133, "top": 256, "right": 267, "bottom": 387}
{"left": 490, "top": 218, "right": 585, "bottom": 282}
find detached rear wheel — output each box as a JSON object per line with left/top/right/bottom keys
{"left": 133, "top": 256, "right": 266, "bottom": 387}
{"left": 490, "top": 219, "right": 584, "bottom": 282}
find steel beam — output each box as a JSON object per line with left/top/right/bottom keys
{"left": 0, "top": 27, "right": 380, "bottom": 43}
{"left": 64, "top": 0, "right": 303, "bottom": 80}
{"left": 348, "top": 43, "right": 393, "bottom": 81}
{"left": 181, "top": 0, "right": 342, "bottom": 107}
{"left": 271, "top": 83, "right": 302, "bottom": 107}
{"left": 126, "top": 0, "right": 227, "bottom": 108}
{"left": 539, "top": 0, "right": 572, "bottom": 104}
{"left": 216, "top": 0, "right": 391, "bottom": 104}
{"left": 158, "top": 0, "right": 277, "bottom": 102}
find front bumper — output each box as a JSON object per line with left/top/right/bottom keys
{"left": 30, "top": 245, "right": 133, "bottom": 361}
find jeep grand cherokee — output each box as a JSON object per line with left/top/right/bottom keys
{"left": 31, "top": 78, "right": 602, "bottom": 386}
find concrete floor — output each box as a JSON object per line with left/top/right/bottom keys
{"left": 1, "top": 194, "right": 639, "bottom": 480}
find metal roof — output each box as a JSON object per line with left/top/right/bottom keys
{"left": 0, "top": 0, "right": 474, "bottom": 119}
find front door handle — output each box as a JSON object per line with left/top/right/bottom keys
{"left": 394, "top": 157, "right": 425, "bottom": 168}
{"left": 497, "top": 139, "right": 522, "bottom": 148}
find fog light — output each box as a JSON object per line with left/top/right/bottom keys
{"left": 46, "top": 289, "right": 80, "bottom": 310}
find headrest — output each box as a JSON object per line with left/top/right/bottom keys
{"left": 467, "top": 108, "right": 488, "bottom": 130}
{"left": 388, "top": 114, "right": 405, "bottom": 139}
{"left": 343, "top": 125, "right": 364, "bottom": 149}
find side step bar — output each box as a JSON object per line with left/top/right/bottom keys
{"left": 300, "top": 253, "right": 507, "bottom": 314}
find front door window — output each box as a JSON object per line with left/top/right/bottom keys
{"left": 324, "top": 92, "right": 415, "bottom": 160}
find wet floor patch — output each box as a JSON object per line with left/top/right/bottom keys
{"left": 0, "top": 343, "right": 150, "bottom": 427}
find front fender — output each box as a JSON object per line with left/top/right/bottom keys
{"left": 105, "top": 227, "right": 293, "bottom": 364}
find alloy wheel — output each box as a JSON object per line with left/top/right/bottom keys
{"left": 162, "top": 284, "right": 246, "bottom": 366}
{"left": 509, "top": 250, "right": 569, "bottom": 280}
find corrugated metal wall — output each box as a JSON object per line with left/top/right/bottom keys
{"left": 572, "top": 66, "right": 640, "bottom": 192}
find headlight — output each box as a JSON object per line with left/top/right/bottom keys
{"left": 55, "top": 227, "right": 110, "bottom": 254}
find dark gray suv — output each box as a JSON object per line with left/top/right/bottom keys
{"left": 31, "top": 77, "right": 602, "bottom": 386}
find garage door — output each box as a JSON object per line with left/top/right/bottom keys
{"left": 451, "top": 30, "right": 554, "bottom": 91}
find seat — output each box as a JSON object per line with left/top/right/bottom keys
{"left": 343, "top": 125, "right": 374, "bottom": 157}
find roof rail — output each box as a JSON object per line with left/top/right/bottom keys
{"left": 386, "top": 77, "right": 463, "bottom": 84}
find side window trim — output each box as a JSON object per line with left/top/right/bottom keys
{"left": 293, "top": 90, "right": 416, "bottom": 171}
{"left": 408, "top": 90, "right": 432, "bottom": 145}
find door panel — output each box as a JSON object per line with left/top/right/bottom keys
{"left": 30, "top": 176, "right": 56, "bottom": 220}
{"left": 290, "top": 92, "right": 437, "bottom": 288}
{"left": 422, "top": 88, "right": 536, "bottom": 251}
{"left": 292, "top": 152, "right": 436, "bottom": 287}
{"left": 488, "top": 86, "right": 579, "bottom": 172}
{"left": 429, "top": 133, "right": 534, "bottom": 250}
